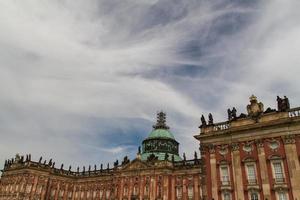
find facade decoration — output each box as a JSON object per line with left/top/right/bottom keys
{"left": 195, "top": 95, "right": 300, "bottom": 200}
{"left": 1, "top": 95, "right": 300, "bottom": 200}
{"left": 0, "top": 112, "right": 201, "bottom": 200}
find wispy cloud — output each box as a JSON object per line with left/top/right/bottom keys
{"left": 0, "top": 0, "right": 299, "bottom": 168}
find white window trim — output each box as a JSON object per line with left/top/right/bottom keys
{"left": 248, "top": 191, "right": 260, "bottom": 200}
{"left": 222, "top": 191, "right": 231, "bottom": 200}
{"left": 245, "top": 162, "right": 257, "bottom": 184}
{"left": 271, "top": 160, "right": 285, "bottom": 182}
{"left": 276, "top": 191, "right": 289, "bottom": 200}
{"left": 220, "top": 165, "right": 230, "bottom": 184}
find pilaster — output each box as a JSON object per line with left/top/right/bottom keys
{"left": 283, "top": 135, "right": 300, "bottom": 199}
{"left": 209, "top": 146, "right": 218, "bottom": 200}
{"left": 231, "top": 143, "right": 245, "bottom": 200}
{"left": 256, "top": 139, "right": 271, "bottom": 199}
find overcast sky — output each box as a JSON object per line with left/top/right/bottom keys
{"left": 0, "top": 0, "right": 300, "bottom": 170}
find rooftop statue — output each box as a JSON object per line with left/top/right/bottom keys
{"left": 208, "top": 113, "right": 214, "bottom": 125}
{"left": 277, "top": 96, "right": 290, "bottom": 112}
{"left": 200, "top": 115, "right": 207, "bottom": 127}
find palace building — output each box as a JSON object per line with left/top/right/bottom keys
{"left": 0, "top": 112, "right": 202, "bottom": 200}
{"left": 1, "top": 95, "right": 300, "bottom": 200}
{"left": 195, "top": 95, "right": 300, "bottom": 200}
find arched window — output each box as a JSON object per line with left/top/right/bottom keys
{"left": 133, "top": 184, "right": 138, "bottom": 196}
{"left": 278, "top": 192, "right": 287, "bottom": 200}
{"left": 176, "top": 186, "right": 182, "bottom": 199}
{"left": 223, "top": 192, "right": 231, "bottom": 200}
{"left": 106, "top": 189, "right": 110, "bottom": 199}
{"left": 250, "top": 192, "right": 259, "bottom": 200}
{"left": 188, "top": 185, "right": 194, "bottom": 199}
{"left": 51, "top": 189, "right": 56, "bottom": 197}
{"left": 123, "top": 186, "right": 128, "bottom": 196}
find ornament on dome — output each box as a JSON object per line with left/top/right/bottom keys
{"left": 153, "top": 111, "right": 169, "bottom": 130}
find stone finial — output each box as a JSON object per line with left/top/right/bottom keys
{"left": 153, "top": 111, "right": 169, "bottom": 130}
{"left": 39, "top": 156, "right": 43, "bottom": 164}
{"left": 114, "top": 160, "right": 119, "bottom": 167}
{"left": 194, "top": 151, "right": 198, "bottom": 160}
{"left": 183, "top": 153, "right": 186, "bottom": 161}
{"left": 138, "top": 146, "right": 141, "bottom": 154}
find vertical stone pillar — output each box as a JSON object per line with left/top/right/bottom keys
{"left": 171, "top": 175, "right": 176, "bottom": 200}
{"left": 150, "top": 175, "right": 155, "bottom": 200}
{"left": 283, "top": 135, "right": 300, "bottom": 199}
{"left": 128, "top": 178, "right": 133, "bottom": 199}
{"left": 163, "top": 175, "right": 169, "bottom": 200}
{"left": 139, "top": 176, "right": 144, "bottom": 200}
{"left": 231, "top": 143, "right": 245, "bottom": 200}
{"left": 182, "top": 177, "right": 187, "bottom": 200}
{"left": 194, "top": 175, "right": 200, "bottom": 200}
{"left": 209, "top": 146, "right": 218, "bottom": 200}
{"left": 120, "top": 177, "right": 124, "bottom": 200}
{"left": 256, "top": 139, "right": 271, "bottom": 199}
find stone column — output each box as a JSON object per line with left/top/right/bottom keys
{"left": 194, "top": 175, "right": 200, "bottom": 200}
{"left": 231, "top": 143, "right": 245, "bottom": 200}
{"left": 209, "top": 146, "right": 218, "bottom": 200}
{"left": 139, "top": 176, "right": 144, "bottom": 200}
{"left": 182, "top": 177, "right": 187, "bottom": 200}
{"left": 150, "top": 175, "right": 155, "bottom": 200}
{"left": 163, "top": 175, "right": 169, "bottom": 200}
{"left": 256, "top": 140, "right": 271, "bottom": 199}
{"left": 283, "top": 135, "right": 300, "bottom": 199}
{"left": 171, "top": 175, "right": 176, "bottom": 200}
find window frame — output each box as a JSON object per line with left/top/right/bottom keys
{"left": 220, "top": 165, "right": 230, "bottom": 185}
{"left": 245, "top": 163, "right": 257, "bottom": 184}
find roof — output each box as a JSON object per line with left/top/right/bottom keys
{"left": 147, "top": 128, "right": 175, "bottom": 140}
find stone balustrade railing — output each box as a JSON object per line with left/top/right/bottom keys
{"left": 288, "top": 107, "right": 300, "bottom": 118}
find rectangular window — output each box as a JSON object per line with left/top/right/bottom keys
{"left": 223, "top": 192, "right": 231, "bottom": 200}
{"left": 278, "top": 192, "right": 287, "bottom": 200}
{"left": 176, "top": 186, "right": 182, "bottom": 198}
{"left": 220, "top": 166, "right": 230, "bottom": 185}
{"left": 250, "top": 192, "right": 259, "bottom": 200}
{"left": 188, "top": 186, "right": 193, "bottom": 199}
{"left": 247, "top": 164, "right": 257, "bottom": 184}
{"left": 273, "top": 162, "right": 284, "bottom": 182}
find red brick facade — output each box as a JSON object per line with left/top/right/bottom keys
{"left": 195, "top": 95, "right": 300, "bottom": 200}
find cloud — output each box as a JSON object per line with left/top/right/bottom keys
{"left": 0, "top": 0, "right": 299, "bottom": 169}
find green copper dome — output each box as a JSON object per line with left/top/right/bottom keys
{"left": 147, "top": 129, "right": 175, "bottom": 140}
{"left": 141, "top": 112, "right": 182, "bottom": 162}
